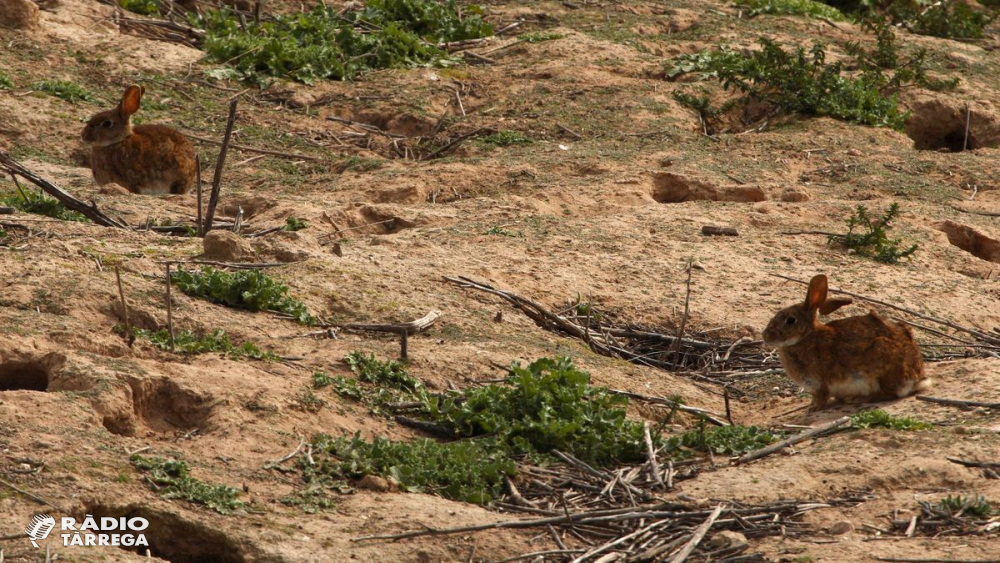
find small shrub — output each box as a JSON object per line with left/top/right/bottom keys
{"left": 120, "top": 0, "right": 160, "bottom": 15}
{"left": 518, "top": 31, "right": 565, "bottom": 43}
{"left": 828, "top": 203, "right": 918, "bottom": 264}
{"left": 666, "top": 37, "right": 921, "bottom": 129}
{"left": 0, "top": 72, "right": 12, "bottom": 90}
{"left": 131, "top": 455, "right": 243, "bottom": 514}
{"left": 851, "top": 409, "right": 931, "bottom": 430}
{"left": 283, "top": 216, "right": 308, "bottom": 231}
{"left": 481, "top": 130, "right": 533, "bottom": 146}
{"left": 170, "top": 267, "right": 316, "bottom": 324}
{"left": 735, "top": 0, "right": 845, "bottom": 20}
{"left": 131, "top": 327, "right": 278, "bottom": 361}
{"left": 936, "top": 494, "right": 993, "bottom": 518}
{"left": 1, "top": 190, "right": 89, "bottom": 222}
{"left": 193, "top": 0, "right": 493, "bottom": 84}
{"left": 36, "top": 80, "right": 95, "bottom": 103}
{"left": 422, "top": 357, "right": 656, "bottom": 467}
{"left": 844, "top": 23, "right": 959, "bottom": 92}
{"left": 484, "top": 225, "right": 523, "bottom": 237}
{"left": 313, "top": 433, "right": 514, "bottom": 503}
{"left": 345, "top": 351, "right": 422, "bottom": 393}
{"left": 820, "top": 0, "right": 996, "bottom": 39}
{"left": 671, "top": 422, "right": 777, "bottom": 456}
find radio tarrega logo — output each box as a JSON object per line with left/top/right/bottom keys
{"left": 25, "top": 514, "right": 150, "bottom": 548}
{"left": 25, "top": 514, "right": 56, "bottom": 548}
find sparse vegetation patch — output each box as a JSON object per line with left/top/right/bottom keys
{"left": 828, "top": 204, "right": 918, "bottom": 264}
{"left": 130, "top": 327, "right": 279, "bottom": 361}
{"left": 1, "top": 190, "right": 89, "bottom": 222}
{"left": 35, "top": 80, "right": 95, "bottom": 103}
{"left": 851, "top": 409, "right": 931, "bottom": 430}
{"left": 193, "top": 0, "right": 493, "bottom": 84}
{"left": 170, "top": 267, "right": 316, "bottom": 325}
{"left": 131, "top": 455, "right": 244, "bottom": 514}
{"left": 735, "top": 0, "right": 845, "bottom": 20}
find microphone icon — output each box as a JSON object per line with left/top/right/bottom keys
{"left": 24, "top": 514, "right": 56, "bottom": 548}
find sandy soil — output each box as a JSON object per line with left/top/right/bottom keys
{"left": 0, "top": 0, "right": 999, "bottom": 561}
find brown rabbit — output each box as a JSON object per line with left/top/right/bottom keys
{"left": 82, "top": 85, "right": 195, "bottom": 195}
{"left": 763, "top": 274, "right": 928, "bottom": 412}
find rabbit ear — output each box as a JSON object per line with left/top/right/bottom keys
{"left": 819, "top": 297, "right": 852, "bottom": 315}
{"left": 805, "top": 275, "right": 828, "bottom": 311}
{"left": 120, "top": 85, "right": 144, "bottom": 117}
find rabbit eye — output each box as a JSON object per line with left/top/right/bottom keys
{"left": 102, "top": 120, "right": 113, "bottom": 128}
{"left": 785, "top": 317, "right": 796, "bottom": 326}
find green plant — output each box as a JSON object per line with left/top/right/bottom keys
{"left": 481, "top": 130, "right": 533, "bottom": 146}
{"left": 131, "top": 455, "right": 243, "bottom": 514}
{"left": 821, "top": 0, "right": 997, "bottom": 39}
{"left": 844, "top": 23, "right": 959, "bottom": 91}
{"left": 670, "top": 421, "right": 777, "bottom": 456}
{"left": 312, "top": 433, "right": 514, "bottom": 503}
{"left": 345, "top": 351, "right": 422, "bottom": 393}
{"left": 1, "top": 190, "right": 89, "bottom": 222}
{"left": 284, "top": 216, "right": 308, "bottom": 231}
{"left": 828, "top": 204, "right": 918, "bottom": 264}
{"left": 119, "top": 0, "right": 160, "bottom": 15}
{"left": 851, "top": 409, "right": 931, "bottom": 430}
{"left": 667, "top": 38, "right": 911, "bottom": 129}
{"left": 422, "top": 357, "right": 657, "bottom": 467}
{"left": 518, "top": 31, "right": 565, "bottom": 43}
{"left": 35, "top": 80, "right": 94, "bottom": 103}
{"left": 936, "top": 494, "right": 993, "bottom": 518}
{"left": 0, "top": 72, "right": 12, "bottom": 90}
{"left": 337, "top": 155, "right": 384, "bottom": 173}
{"left": 193, "top": 0, "right": 493, "bottom": 84}
{"left": 735, "top": 0, "right": 845, "bottom": 20}
{"left": 131, "top": 327, "right": 279, "bottom": 361}
{"left": 484, "top": 225, "right": 523, "bottom": 237}
{"left": 170, "top": 267, "right": 316, "bottom": 324}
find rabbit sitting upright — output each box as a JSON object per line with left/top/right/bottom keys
{"left": 763, "top": 274, "right": 929, "bottom": 412}
{"left": 82, "top": 85, "right": 195, "bottom": 195}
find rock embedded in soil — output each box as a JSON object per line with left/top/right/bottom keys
{"left": 780, "top": 188, "right": 810, "bottom": 202}
{"left": 828, "top": 521, "right": 854, "bottom": 535}
{"left": 203, "top": 230, "right": 253, "bottom": 261}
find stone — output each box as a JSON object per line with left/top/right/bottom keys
{"left": 202, "top": 230, "right": 252, "bottom": 261}
{"left": 828, "top": 520, "right": 854, "bottom": 535}
{"left": 780, "top": 188, "right": 810, "bottom": 202}
{"left": 706, "top": 530, "right": 748, "bottom": 550}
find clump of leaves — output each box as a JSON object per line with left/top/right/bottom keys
{"left": 735, "top": 0, "right": 845, "bottom": 20}
{"left": 1, "top": 190, "right": 89, "bottom": 222}
{"left": 346, "top": 351, "right": 422, "bottom": 393}
{"left": 423, "top": 357, "right": 657, "bottom": 467}
{"left": 193, "top": 0, "right": 493, "bottom": 84}
{"left": 669, "top": 419, "right": 777, "bottom": 457}
{"left": 936, "top": 494, "right": 993, "bottom": 518}
{"left": 0, "top": 72, "right": 12, "bottom": 90}
{"left": 36, "top": 80, "right": 95, "bottom": 103}
{"left": 131, "top": 455, "right": 243, "bottom": 514}
{"left": 119, "top": 0, "right": 160, "bottom": 15}
{"left": 316, "top": 353, "right": 426, "bottom": 414}
{"left": 313, "top": 433, "right": 514, "bottom": 503}
{"left": 336, "top": 155, "right": 384, "bottom": 173}
{"left": 481, "top": 130, "right": 533, "bottom": 146}
{"left": 485, "top": 225, "right": 523, "bottom": 237}
{"left": 828, "top": 203, "right": 918, "bottom": 264}
{"left": 851, "top": 408, "right": 931, "bottom": 430}
{"left": 131, "top": 327, "right": 278, "bottom": 361}
{"left": 672, "top": 91, "right": 739, "bottom": 135}
{"left": 170, "top": 267, "right": 316, "bottom": 324}
{"left": 844, "top": 22, "right": 958, "bottom": 92}
{"left": 283, "top": 216, "right": 308, "bottom": 231}
{"left": 518, "top": 31, "right": 565, "bottom": 43}
{"left": 667, "top": 38, "right": 913, "bottom": 129}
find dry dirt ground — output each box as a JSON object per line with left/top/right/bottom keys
{"left": 1, "top": 0, "right": 1000, "bottom": 561}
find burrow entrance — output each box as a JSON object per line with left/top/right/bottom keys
{"left": 0, "top": 359, "right": 51, "bottom": 391}
{"left": 101, "top": 377, "right": 213, "bottom": 437}
{"left": 81, "top": 503, "right": 256, "bottom": 563}
{"left": 938, "top": 220, "right": 1000, "bottom": 262}
{"left": 905, "top": 99, "right": 998, "bottom": 152}
{"left": 651, "top": 173, "right": 766, "bottom": 203}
